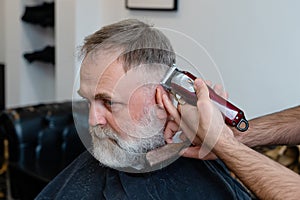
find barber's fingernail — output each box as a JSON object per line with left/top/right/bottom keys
{"left": 194, "top": 79, "right": 203, "bottom": 87}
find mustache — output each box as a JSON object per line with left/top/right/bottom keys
{"left": 89, "top": 124, "right": 165, "bottom": 154}
{"left": 89, "top": 125, "right": 138, "bottom": 153}
{"left": 89, "top": 126, "right": 117, "bottom": 140}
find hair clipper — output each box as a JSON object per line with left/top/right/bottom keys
{"left": 160, "top": 64, "right": 249, "bottom": 132}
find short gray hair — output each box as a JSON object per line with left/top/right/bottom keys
{"left": 81, "top": 19, "right": 175, "bottom": 71}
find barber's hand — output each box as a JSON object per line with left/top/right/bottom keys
{"left": 192, "top": 79, "right": 234, "bottom": 149}
{"left": 163, "top": 98, "right": 211, "bottom": 159}
{"left": 163, "top": 79, "right": 231, "bottom": 160}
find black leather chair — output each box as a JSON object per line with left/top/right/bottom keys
{"left": 0, "top": 101, "right": 87, "bottom": 200}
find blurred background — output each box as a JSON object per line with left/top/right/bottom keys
{"left": 1, "top": 0, "right": 300, "bottom": 119}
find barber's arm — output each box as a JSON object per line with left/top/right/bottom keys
{"left": 235, "top": 105, "right": 300, "bottom": 147}
{"left": 162, "top": 78, "right": 300, "bottom": 199}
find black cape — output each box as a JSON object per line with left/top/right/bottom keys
{"left": 36, "top": 151, "right": 252, "bottom": 200}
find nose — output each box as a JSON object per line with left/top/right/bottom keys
{"left": 88, "top": 103, "right": 107, "bottom": 127}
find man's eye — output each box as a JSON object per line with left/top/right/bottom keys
{"left": 104, "top": 100, "right": 114, "bottom": 107}
{"left": 103, "top": 100, "right": 114, "bottom": 110}
{"left": 103, "top": 100, "right": 122, "bottom": 112}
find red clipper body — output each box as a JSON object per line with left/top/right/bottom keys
{"left": 160, "top": 65, "right": 249, "bottom": 132}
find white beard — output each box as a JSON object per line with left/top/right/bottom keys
{"left": 89, "top": 109, "right": 165, "bottom": 171}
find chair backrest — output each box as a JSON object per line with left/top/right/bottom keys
{"left": 0, "top": 101, "right": 86, "bottom": 180}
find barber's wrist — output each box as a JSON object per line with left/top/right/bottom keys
{"left": 213, "top": 126, "right": 237, "bottom": 152}
{"left": 231, "top": 126, "right": 256, "bottom": 148}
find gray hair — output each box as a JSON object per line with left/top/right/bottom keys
{"left": 80, "top": 19, "right": 176, "bottom": 71}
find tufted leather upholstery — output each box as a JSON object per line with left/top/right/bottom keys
{"left": 0, "top": 101, "right": 87, "bottom": 200}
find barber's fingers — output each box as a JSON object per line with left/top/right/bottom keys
{"left": 213, "top": 84, "right": 228, "bottom": 100}
{"left": 194, "top": 78, "right": 210, "bottom": 101}
{"left": 162, "top": 93, "right": 201, "bottom": 145}
{"left": 180, "top": 113, "right": 201, "bottom": 145}
{"left": 205, "top": 80, "right": 212, "bottom": 88}
{"left": 162, "top": 94, "right": 181, "bottom": 124}
{"left": 178, "top": 105, "right": 201, "bottom": 143}
{"left": 193, "top": 78, "right": 217, "bottom": 137}
{"left": 162, "top": 94, "right": 181, "bottom": 143}
{"left": 164, "top": 120, "right": 179, "bottom": 143}
{"left": 205, "top": 80, "right": 228, "bottom": 100}
{"left": 180, "top": 146, "right": 218, "bottom": 160}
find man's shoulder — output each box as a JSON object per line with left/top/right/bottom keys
{"left": 35, "top": 150, "right": 107, "bottom": 200}
{"left": 56, "top": 150, "right": 103, "bottom": 174}
{"left": 68, "top": 150, "right": 100, "bottom": 169}
{"left": 115, "top": 157, "right": 251, "bottom": 200}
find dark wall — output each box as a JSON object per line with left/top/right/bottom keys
{"left": 0, "top": 64, "right": 4, "bottom": 110}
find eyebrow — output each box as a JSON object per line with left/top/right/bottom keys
{"left": 94, "top": 93, "right": 112, "bottom": 100}
{"left": 76, "top": 90, "right": 112, "bottom": 100}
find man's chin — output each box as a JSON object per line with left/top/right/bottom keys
{"left": 92, "top": 139, "right": 147, "bottom": 171}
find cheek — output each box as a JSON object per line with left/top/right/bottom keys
{"left": 128, "top": 93, "right": 147, "bottom": 122}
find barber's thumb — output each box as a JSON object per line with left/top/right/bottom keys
{"left": 194, "top": 78, "right": 209, "bottom": 99}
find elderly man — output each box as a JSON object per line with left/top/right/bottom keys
{"left": 36, "top": 19, "right": 251, "bottom": 199}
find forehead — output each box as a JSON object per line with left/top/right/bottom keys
{"left": 80, "top": 50, "right": 122, "bottom": 80}
{"left": 79, "top": 52, "right": 149, "bottom": 100}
